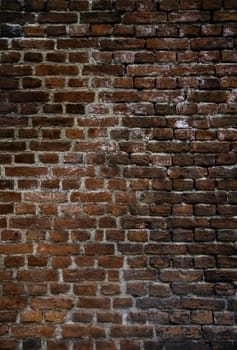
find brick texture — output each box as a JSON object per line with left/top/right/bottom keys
{"left": 1, "top": 0, "right": 237, "bottom": 349}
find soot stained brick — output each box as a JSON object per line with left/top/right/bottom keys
{"left": 23, "top": 339, "right": 42, "bottom": 350}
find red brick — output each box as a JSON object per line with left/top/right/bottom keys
{"left": 62, "top": 325, "right": 106, "bottom": 338}
{"left": 2, "top": 282, "right": 22, "bottom": 297}
{"left": 73, "top": 283, "right": 97, "bottom": 296}
{"left": 37, "top": 244, "right": 80, "bottom": 255}
{"left": 30, "top": 141, "right": 70, "bottom": 151}
{"left": 192, "top": 38, "right": 233, "bottom": 50}
{"left": 0, "top": 325, "right": 8, "bottom": 336}
{"left": 36, "top": 64, "right": 78, "bottom": 75}
{"left": 191, "top": 310, "right": 213, "bottom": 324}
{"left": 0, "top": 243, "right": 33, "bottom": 254}
{"left": 57, "top": 38, "right": 98, "bottom": 49}
{"left": 12, "top": 39, "right": 54, "bottom": 50}
{"left": 31, "top": 297, "right": 73, "bottom": 310}
{"left": 91, "top": 24, "right": 113, "bottom": 36}
{"left": 45, "top": 311, "right": 66, "bottom": 323}
{"left": 4, "top": 255, "right": 24, "bottom": 267}
{"left": 99, "top": 38, "right": 145, "bottom": 50}
{"left": 0, "top": 141, "right": 26, "bottom": 152}
{"left": 147, "top": 38, "right": 188, "bottom": 50}
{"left": 98, "top": 256, "right": 124, "bottom": 268}
{"left": 169, "top": 310, "right": 190, "bottom": 324}
{"left": 128, "top": 64, "right": 170, "bottom": 76}
{"left": 46, "top": 25, "right": 66, "bottom": 36}
{"left": 83, "top": 64, "right": 124, "bottom": 76}
{"left": 21, "top": 310, "right": 42, "bottom": 323}
{"left": 214, "top": 11, "right": 237, "bottom": 22}
{"left": 123, "top": 12, "right": 166, "bottom": 24}
{"left": 77, "top": 297, "right": 110, "bottom": 308}
{"left": 84, "top": 243, "right": 114, "bottom": 255}
{"left": 54, "top": 91, "right": 95, "bottom": 102}
{"left": 0, "top": 296, "right": 27, "bottom": 309}
{"left": 169, "top": 11, "right": 210, "bottom": 22}
{"left": 114, "top": 24, "right": 134, "bottom": 36}
{"left": 46, "top": 52, "right": 66, "bottom": 63}
{"left": 23, "top": 25, "right": 45, "bottom": 37}
{"left": 0, "top": 191, "right": 21, "bottom": 202}
{"left": 113, "top": 297, "right": 133, "bottom": 308}
{"left": 71, "top": 191, "right": 112, "bottom": 202}
{"left": 54, "top": 217, "right": 96, "bottom": 229}
{"left": 0, "top": 2, "right": 236, "bottom": 346}
{"left": 12, "top": 325, "right": 55, "bottom": 338}
{"left": 63, "top": 269, "right": 105, "bottom": 282}
{"left": 101, "top": 284, "right": 121, "bottom": 296}
{"left": 17, "top": 270, "right": 58, "bottom": 282}
{"left": 0, "top": 270, "right": 13, "bottom": 283}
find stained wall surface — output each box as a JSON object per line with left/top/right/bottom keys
{"left": 0, "top": 0, "right": 237, "bottom": 349}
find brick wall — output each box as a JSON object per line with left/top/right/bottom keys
{"left": 1, "top": 0, "right": 237, "bottom": 349}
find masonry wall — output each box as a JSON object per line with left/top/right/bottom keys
{"left": 1, "top": 0, "right": 237, "bottom": 349}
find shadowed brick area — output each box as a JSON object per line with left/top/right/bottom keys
{"left": 0, "top": 0, "right": 237, "bottom": 349}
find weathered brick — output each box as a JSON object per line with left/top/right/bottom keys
{"left": 147, "top": 38, "right": 188, "bottom": 50}
{"left": 54, "top": 91, "right": 95, "bottom": 102}
{"left": 169, "top": 10, "right": 210, "bottom": 22}
{"left": 99, "top": 38, "right": 145, "bottom": 50}
{"left": 12, "top": 39, "right": 54, "bottom": 50}
{"left": 38, "top": 12, "right": 77, "bottom": 23}
{"left": 111, "top": 325, "right": 153, "bottom": 337}
{"left": 98, "top": 255, "right": 123, "bottom": 269}
{"left": 12, "top": 325, "right": 55, "bottom": 338}
{"left": 57, "top": 38, "right": 98, "bottom": 49}
{"left": 62, "top": 325, "right": 105, "bottom": 338}
{"left": 36, "top": 64, "right": 78, "bottom": 75}
{"left": 0, "top": 296, "right": 27, "bottom": 309}
{"left": 31, "top": 297, "right": 73, "bottom": 310}
{"left": 123, "top": 12, "right": 166, "bottom": 24}
{"left": 160, "top": 0, "right": 179, "bottom": 10}
{"left": 0, "top": 2, "right": 236, "bottom": 347}
{"left": 182, "top": 297, "right": 225, "bottom": 311}
{"left": 83, "top": 64, "right": 124, "bottom": 76}
{"left": 191, "top": 38, "right": 233, "bottom": 50}
{"left": 214, "top": 11, "right": 237, "bottom": 22}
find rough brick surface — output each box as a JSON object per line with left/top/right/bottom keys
{"left": 0, "top": 0, "right": 237, "bottom": 349}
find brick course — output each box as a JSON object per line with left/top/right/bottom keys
{"left": 0, "top": 0, "right": 237, "bottom": 349}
